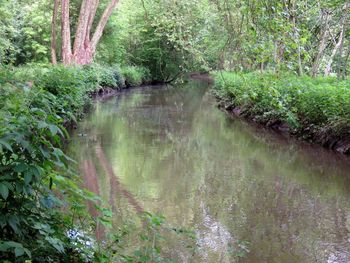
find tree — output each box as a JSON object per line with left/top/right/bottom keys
{"left": 324, "top": 1, "right": 349, "bottom": 76}
{"left": 53, "top": 0, "right": 120, "bottom": 65}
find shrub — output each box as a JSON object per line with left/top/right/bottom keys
{"left": 213, "top": 71, "right": 350, "bottom": 135}
{"left": 0, "top": 83, "right": 94, "bottom": 261}
{"left": 0, "top": 63, "right": 128, "bottom": 122}
{"left": 82, "top": 63, "right": 124, "bottom": 89}
{"left": 0, "top": 63, "right": 193, "bottom": 261}
{"left": 121, "top": 65, "right": 151, "bottom": 87}
{"left": 0, "top": 64, "right": 124, "bottom": 261}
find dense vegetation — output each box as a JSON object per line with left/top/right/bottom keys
{"left": 1, "top": 0, "right": 350, "bottom": 261}
{"left": 0, "top": 64, "right": 146, "bottom": 260}
{"left": 0, "top": 64, "right": 194, "bottom": 261}
{"left": 213, "top": 72, "right": 350, "bottom": 153}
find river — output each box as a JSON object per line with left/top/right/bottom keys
{"left": 68, "top": 80, "right": 350, "bottom": 263}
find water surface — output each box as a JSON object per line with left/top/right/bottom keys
{"left": 68, "top": 81, "right": 350, "bottom": 262}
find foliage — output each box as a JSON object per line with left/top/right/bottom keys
{"left": 1, "top": 0, "right": 350, "bottom": 77}
{"left": 0, "top": 63, "right": 191, "bottom": 261}
{"left": 213, "top": 71, "right": 350, "bottom": 136}
{"left": 121, "top": 65, "right": 151, "bottom": 87}
{"left": 98, "top": 0, "right": 350, "bottom": 77}
{"left": 0, "top": 80, "right": 92, "bottom": 261}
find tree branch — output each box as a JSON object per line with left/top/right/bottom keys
{"left": 90, "top": 0, "right": 119, "bottom": 53}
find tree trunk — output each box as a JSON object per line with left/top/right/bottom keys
{"left": 57, "top": 0, "right": 119, "bottom": 65}
{"left": 324, "top": 2, "right": 349, "bottom": 76}
{"left": 61, "top": 0, "right": 72, "bottom": 65}
{"left": 311, "top": 9, "right": 330, "bottom": 77}
{"left": 90, "top": 0, "right": 119, "bottom": 56}
{"left": 290, "top": 2, "right": 303, "bottom": 76}
{"left": 340, "top": 41, "right": 350, "bottom": 78}
{"left": 51, "top": 0, "right": 59, "bottom": 65}
{"left": 72, "top": 0, "right": 93, "bottom": 64}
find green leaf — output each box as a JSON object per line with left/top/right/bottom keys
{"left": 46, "top": 237, "right": 65, "bottom": 253}
{"left": 23, "top": 248, "right": 31, "bottom": 258}
{"left": 0, "top": 139, "right": 13, "bottom": 152}
{"left": 0, "top": 241, "right": 23, "bottom": 252}
{"left": 15, "top": 247, "right": 24, "bottom": 257}
{"left": 8, "top": 216, "right": 20, "bottom": 233}
{"left": 14, "top": 163, "right": 28, "bottom": 173}
{"left": 39, "top": 146, "right": 50, "bottom": 158}
{"left": 0, "top": 183, "right": 9, "bottom": 200}
{"left": 38, "top": 121, "right": 48, "bottom": 129}
{"left": 49, "top": 125, "right": 61, "bottom": 136}
{"left": 24, "top": 173, "right": 32, "bottom": 185}
{"left": 29, "top": 166, "right": 42, "bottom": 180}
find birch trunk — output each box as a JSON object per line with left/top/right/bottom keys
{"left": 324, "top": 2, "right": 349, "bottom": 76}
{"left": 311, "top": 10, "right": 330, "bottom": 77}
{"left": 51, "top": 0, "right": 59, "bottom": 65}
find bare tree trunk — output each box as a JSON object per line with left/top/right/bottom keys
{"left": 72, "top": 0, "right": 93, "bottom": 64}
{"left": 325, "top": 2, "right": 349, "bottom": 76}
{"left": 51, "top": 0, "right": 59, "bottom": 65}
{"left": 260, "top": 61, "right": 264, "bottom": 72}
{"left": 61, "top": 0, "right": 72, "bottom": 65}
{"left": 90, "top": 0, "right": 119, "bottom": 55}
{"left": 341, "top": 41, "right": 350, "bottom": 78}
{"left": 85, "top": 0, "right": 100, "bottom": 44}
{"left": 273, "top": 41, "right": 278, "bottom": 73}
{"left": 311, "top": 9, "right": 330, "bottom": 77}
{"left": 290, "top": 2, "right": 303, "bottom": 76}
{"left": 54, "top": 0, "right": 118, "bottom": 65}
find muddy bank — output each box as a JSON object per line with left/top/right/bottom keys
{"left": 188, "top": 72, "right": 214, "bottom": 84}
{"left": 216, "top": 99, "right": 350, "bottom": 155}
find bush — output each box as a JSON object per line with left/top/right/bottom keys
{"left": 0, "top": 83, "right": 94, "bottom": 261}
{"left": 0, "top": 64, "right": 125, "bottom": 261}
{"left": 82, "top": 63, "right": 124, "bottom": 89}
{"left": 121, "top": 65, "right": 151, "bottom": 87}
{"left": 0, "top": 63, "right": 194, "bottom": 261}
{"left": 0, "top": 64, "right": 129, "bottom": 122}
{"left": 213, "top": 71, "right": 350, "bottom": 136}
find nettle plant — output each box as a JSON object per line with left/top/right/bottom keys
{"left": 0, "top": 83, "right": 101, "bottom": 261}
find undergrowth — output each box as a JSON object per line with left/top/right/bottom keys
{"left": 0, "top": 64, "right": 193, "bottom": 262}
{"left": 213, "top": 71, "right": 350, "bottom": 139}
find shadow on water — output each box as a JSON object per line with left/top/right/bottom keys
{"left": 69, "top": 81, "right": 350, "bottom": 263}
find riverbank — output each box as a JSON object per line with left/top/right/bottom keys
{"left": 0, "top": 63, "right": 152, "bottom": 260}
{"left": 212, "top": 71, "right": 350, "bottom": 154}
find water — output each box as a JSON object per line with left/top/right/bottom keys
{"left": 68, "top": 81, "right": 350, "bottom": 262}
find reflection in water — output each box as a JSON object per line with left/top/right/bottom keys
{"left": 68, "top": 82, "right": 350, "bottom": 262}
{"left": 95, "top": 145, "right": 145, "bottom": 215}
{"left": 80, "top": 159, "right": 104, "bottom": 241}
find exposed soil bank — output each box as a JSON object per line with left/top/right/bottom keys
{"left": 90, "top": 82, "right": 155, "bottom": 101}
{"left": 188, "top": 72, "right": 214, "bottom": 83}
{"left": 216, "top": 98, "right": 350, "bottom": 155}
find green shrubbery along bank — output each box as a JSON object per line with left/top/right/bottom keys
{"left": 0, "top": 63, "right": 155, "bottom": 261}
{"left": 213, "top": 71, "right": 350, "bottom": 154}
